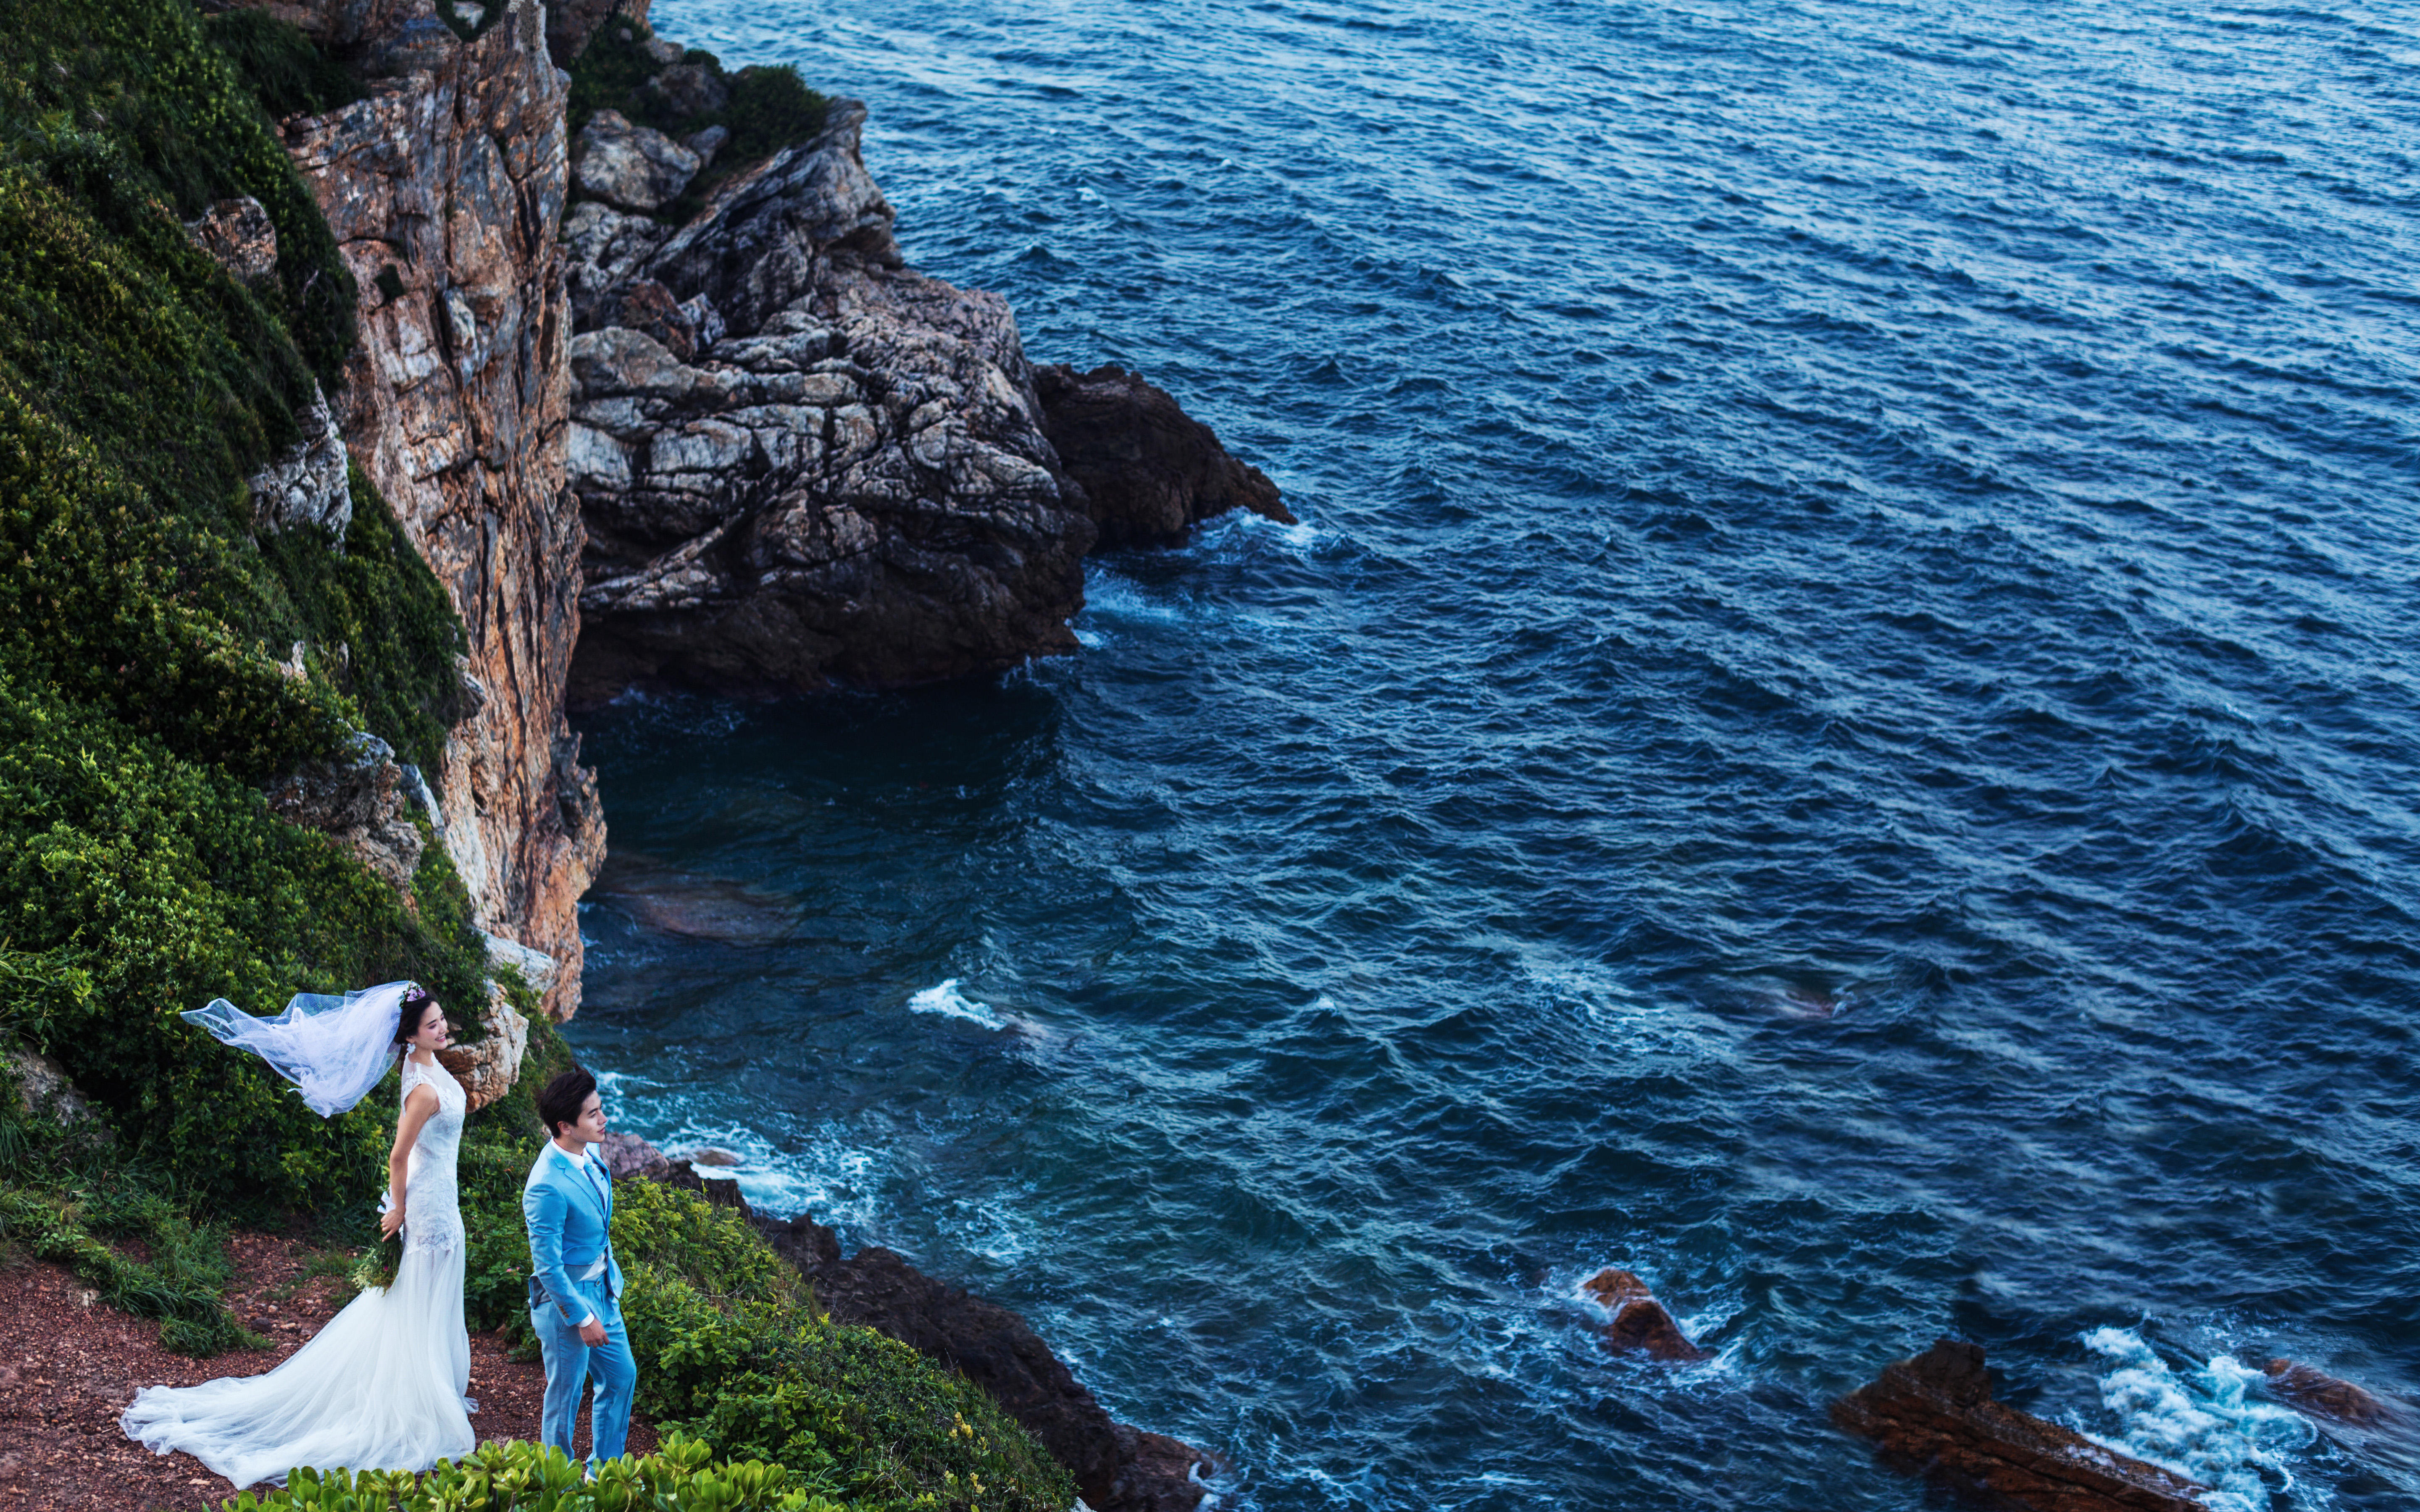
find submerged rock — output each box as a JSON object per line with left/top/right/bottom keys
{"left": 2265, "top": 1358, "right": 2398, "bottom": 1428}
{"left": 1580, "top": 1267, "right": 1706, "bottom": 1362}
{"left": 1034, "top": 362, "right": 1292, "bottom": 548}
{"left": 1833, "top": 1338, "right": 2210, "bottom": 1512}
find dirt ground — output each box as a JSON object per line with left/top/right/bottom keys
{"left": 0, "top": 1231, "right": 656, "bottom": 1511}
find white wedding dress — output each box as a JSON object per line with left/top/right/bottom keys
{"left": 123, "top": 1055, "right": 478, "bottom": 1487}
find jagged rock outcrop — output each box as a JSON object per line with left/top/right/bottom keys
{"left": 572, "top": 110, "right": 700, "bottom": 214}
{"left": 1034, "top": 362, "right": 1292, "bottom": 547}
{"left": 1580, "top": 1267, "right": 1706, "bottom": 1362}
{"left": 1833, "top": 1338, "right": 2210, "bottom": 1512}
{"left": 246, "top": 384, "right": 353, "bottom": 534}
{"left": 269, "top": 0, "right": 602, "bottom": 1018}
{"left": 264, "top": 732, "right": 424, "bottom": 891}
{"left": 184, "top": 194, "right": 279, "bottom": 282}
{"left": 560, "top": 102, "right": 1097, "bottom": 700}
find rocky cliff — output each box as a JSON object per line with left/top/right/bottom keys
{"left": 265, "top": 0, "right": 602, "bottom": 1021}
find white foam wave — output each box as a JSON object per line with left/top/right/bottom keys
{"left": 909, "top": 978, "right": 1011, "bottom": 1031}
{"left": 2080, "top": 1326, "right": 2313, "bottom": 1511}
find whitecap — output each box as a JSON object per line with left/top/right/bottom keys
{"left": 2079, "top": 1326, "right": 2313, "bottom": 1511}
{"left": 908, "top": 978, "right": 1011, "bottom": 1031}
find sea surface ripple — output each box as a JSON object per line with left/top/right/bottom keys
{"left": 569, "top": 0, "right": 2420, "bottom": 1506}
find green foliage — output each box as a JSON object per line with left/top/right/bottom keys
{"left": 565, "top": 16, "right": 830, "bottom": 223}
{"left": 0, "top": 0, "right": 359, "bottom": 388}
{"left": 218, "top": 1433, "right": 852, "bottom": 1512}
{"left": 262, "top": 465, "right": 470, "bottom": 779}
{"left": 0, "top": 677, "right": 487, "bottom": 1217}
{"left": 0, "top": 1181, "right": 258, "bottom": 1354}
{"left": 201, "top": 9, "right": 366, "bottom": 123}
{"left": 613, "top": 1181, "right": 1073, "bottom": 1512}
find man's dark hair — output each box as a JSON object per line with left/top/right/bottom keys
{"left": 537, "top": 1066, "right": 599, "bottom": 1138}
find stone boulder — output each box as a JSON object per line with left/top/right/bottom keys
{"left": 1033, "top": 362, "right": 1291, "bottom": 547}
{"left": 573, "top": 109, "right": 700, "bottom": 214}
{"left": 247, "top": 383, "right": 353, "bottom": 535}
{"left": 265, "top": 733, "right": 424, "bottom": 892}
{"left": 562, "top": 101, "right": 1096, "bottom": 700}
{"left": 185, "top": 195, "right": 279, "bottom": 281}
{"left": 544, "top": 0, "right": 649, "bottom": 65}
{"left": 433, "top": 982, "right": 527, "bottom": 1111}
{"left": 1580, "top": 1267, "right": 1706, "bottom": 1362}
{"left": 1832, "top": 1338, "right": 2210, "bottom": 1512}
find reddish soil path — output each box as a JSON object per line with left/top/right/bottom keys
{"left": 0, "top": 1234, "right": 655, "bottom": 1511}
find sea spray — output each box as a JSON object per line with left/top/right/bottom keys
{"left": 908, "top": 978, "right": 1012, "bottom": 1031}
{"left": 2080, "top": 1327, "right": 2312, "bottom": 1512}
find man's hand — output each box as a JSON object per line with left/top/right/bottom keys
{"left": 579, "top": 1317, "right": 607, "bottom": 1347}
{"left": 379, "top": 1202, "right": 405, "bottom": 1240}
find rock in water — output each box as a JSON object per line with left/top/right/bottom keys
{"left": 562, "top": 100, "right": 1097, "bottom": 700}
{"left": 1034, "top": 362, "right": 1293, "bottom": 547}
{"left": 2265, "top": 1359, "right": 2396, "bottom": 1427}
{"left": 1832, "top": 1338, "right": 2211, "bottom": 1512}
{"left": 1580, "top": 1267, "right": 1707, "bottom": 1362}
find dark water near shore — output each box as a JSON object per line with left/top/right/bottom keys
{"left": 565, "top": 0, "right": 2420, "bottom": 1506}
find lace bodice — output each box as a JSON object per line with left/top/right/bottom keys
{"left": 398, "top": 1056, "right": 465, "bottom": 1255}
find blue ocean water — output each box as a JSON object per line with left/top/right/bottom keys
{"left": 565, "top": 0, "right": 2420, "bottom": 1507}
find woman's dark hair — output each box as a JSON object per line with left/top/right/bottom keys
{"left": 537, "top": 1066, "right": 600, "bottom": 1138}
{"left": 392, "top": 987, "right": 439, "bottom": 1054}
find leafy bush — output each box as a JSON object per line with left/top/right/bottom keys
{"left": 0, "top": 676, "right": 487, "bottom": 1217}
{"left": 201, "top": 8, "right": 366, "bottom": 124}
{"left": 566, "top": 16, "right": 830, "bottom": 223}
{"left": 218, "top": 1433, "right": 849, "bottom": 1512}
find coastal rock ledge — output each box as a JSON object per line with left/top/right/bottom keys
{"left": 602, "top": 1136, "right": 1215, "bottom": 1512}
{"left": 560, "top": 100, "right": 1285, "bottom": 701}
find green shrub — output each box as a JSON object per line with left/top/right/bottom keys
{"left": 201, "top": 9, "right": 366, "bottom": 124}
{"left": 218, "top": 1433, "right": 851, "bottom": 1512}
{"left": 0, "top": 677, "right": 487, "bottom": 1218}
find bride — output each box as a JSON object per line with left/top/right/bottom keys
{"left": 122, "top": 981, "right": 479, "bottom": 1487}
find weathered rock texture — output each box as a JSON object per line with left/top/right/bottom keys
{"left": 246, "top": 384, "right": 353, "bottom": 534}
{"left": 572, "top": 110, "right": 699, "bottom": 214}
{"left": 264, "top": 733, "right": 424, "bottom": 891}
{"left": 1034, "top": 362, "right": 1292, "bottom": 548}
{"left": 185, "top": 195, "right": 279, "bottom": 282}
{"left": 1580, "top": 1266, "right": 1706, "bottom": 1363}
{"left": 270, "top": 0, "right": 602, "bottom": 1018}
{"left": 560, "top": 102, "right": 1098, "bottom": 701}
{"left": 1833, "top": 1338, "right": 2210, "bottom": 1512}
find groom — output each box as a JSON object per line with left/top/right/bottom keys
{"left": 525, "top": 1067, "right": 637, "bottom": 1467}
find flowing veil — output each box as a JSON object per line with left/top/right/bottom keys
{"left": 181, "top": 981, "right": 416, "bottom": 1118}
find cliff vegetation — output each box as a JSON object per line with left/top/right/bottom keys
{"left": 0, "top": 7, "right": 1073, "bottom": 1509}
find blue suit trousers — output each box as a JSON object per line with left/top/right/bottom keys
{"left": 532, "top": 1273, "right": 636, "bottom": 1467}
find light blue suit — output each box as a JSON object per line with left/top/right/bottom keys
{"left": 523, "top": 1142, "right": 634, "bottom": 1465}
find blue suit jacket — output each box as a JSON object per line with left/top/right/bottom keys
{"left": 524, "top": 1142, "right": 625, "bottom": 1322}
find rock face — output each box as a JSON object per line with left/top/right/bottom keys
{"left": 1833, "top": 1338, "right": 2210, "bottom": 1512}
{"left": 1580, "top": 1267, "right": 1707, "bottom": 1363}
{"left": 572, "top": 110, "right": 700, "bottom": 214}
{"left": 246, "top": 384, "right": 354, "bottom": 534}
{"left": 272, "top": 0, "right": 602, "bottom": 1018}
{"left": 560, "top": 102, "right": 1097, "bottom": 701}
{"left": 185, "top": 195, "right": 280, "bottom": 281}
{"left": 1034, "top": 362, "right": 1292, "bottom": 548}
{"left": 264, "top": 732, "right": 425, "bottom": 891}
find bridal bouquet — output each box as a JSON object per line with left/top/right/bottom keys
{"left": 350, "top": 1200, "right": 405, "bottom": 1292}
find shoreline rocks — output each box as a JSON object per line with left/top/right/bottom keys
{"left": 600, "top": 1134, "right": 1215, "bottom": 1512}
{"left": 1832, "top": 1338, "right": 2209, "bottom": 1512}
{"left": 1034, "top": 363, "right": 1292, "bottom": 549}
{"left": 2265, "top": 1358, "right": 2398, "bottom": 1428}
